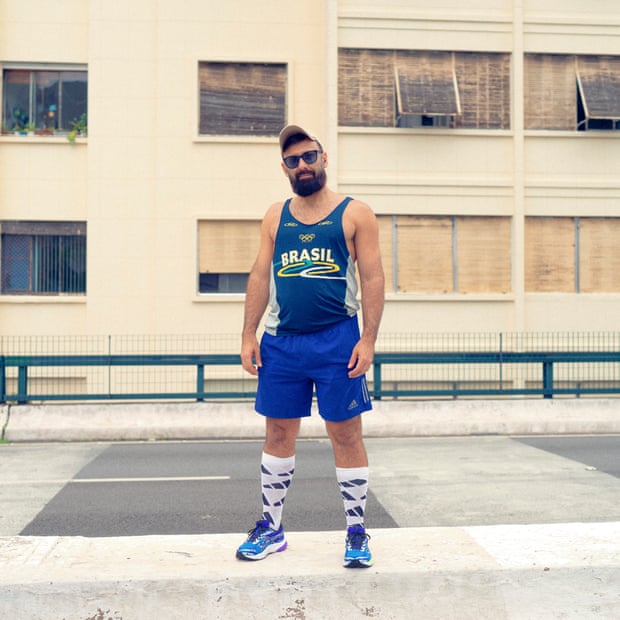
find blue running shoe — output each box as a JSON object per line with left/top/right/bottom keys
{"left": 343, "top": 524, "right": 372, "bottom": 568}
{"left": 236, "top": 519, "right": 287, "bottom": 561}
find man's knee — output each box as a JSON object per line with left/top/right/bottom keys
{"left": 265, "top": 417, "right": 300, "bottom": 456}
{"left": 326, "top": 416, "right": 363, "bottom": 447}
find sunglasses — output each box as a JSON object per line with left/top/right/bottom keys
{"left": 282, "top": 149, "right": 320, "bottom": 169}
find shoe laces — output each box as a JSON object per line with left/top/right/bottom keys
{"left": 247, "top": 520, "right": 274, "bottom": 541}
{"left": 346, "top": 527, "right": 370, "bottom": 550}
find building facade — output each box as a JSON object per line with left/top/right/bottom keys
{"left": 1, "top": 0, "right": 620, "bottom": 344}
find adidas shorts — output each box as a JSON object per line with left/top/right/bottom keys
{"left": 255, "top": 316, "right": 372, "bottom": 422}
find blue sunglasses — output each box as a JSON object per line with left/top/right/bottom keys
{"left": 282, "top": 149, "right": 320, "bottom": 169}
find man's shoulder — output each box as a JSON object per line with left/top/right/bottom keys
{"left": 265, "top": 200, "right": 287, "bottom": 219}
{"left": 343, "top": 197, "right": 376, "bottom": 220}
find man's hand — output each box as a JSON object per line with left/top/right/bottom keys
{"left": 241, "top": 333, "right": 262, "bottom": 376}
{"left": 347, "top": 338, "right": 375, "bottom": 378}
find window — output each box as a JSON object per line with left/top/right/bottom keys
{"left": 1, "top": 65, "right": 87, "bottom": 134}
{"left": 525, "top": 217, "right": 620, "bottom": 292}
{"left": 198, "top": 62, "right": 287, "bottom": 136}
{"left": 1, "top": 221, "right": 86, "bottom": 294}
{"left": 197, "top": 220, "right": 261, "bottom": 293}
{"left": 394, "top": 52, "right": 461, "bottom": 128}
{"left": 380, "top": 215, "right": 511, "bottom": 293}
{"left": 339, "top": 49, "right": 510, "bottom": 129}
{"left": 525, "top": 54, "right": 620, "bottom": 130}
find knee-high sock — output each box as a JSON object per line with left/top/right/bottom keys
{"left": 261, "top": 452, "right": 295, "bottom": 529}
{"left": 336, "top": 466, "right": 369, "bottom": 528}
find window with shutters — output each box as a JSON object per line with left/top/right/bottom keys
{"left": 198, "top": 62, "right": 287, "bottom": 136}
{"left": 525, "top": 217, "right": 620, "bottom": 292}
{"left": 197, "top": 220, "right": 261, "bottom": 293}
{"left": 379, "top": 215, "right": 511, "bottom": 294}
{"left": 525, "top": 54, "right": 620, "bottom": 131}
{"left": 198, "top": 217, "right": 512, "bottom": 296}
{"left": 339, "top": 49, "right": 510, "bottom": 130}
{"left": 1, "top": 221, "right": 86, "bottom": 295}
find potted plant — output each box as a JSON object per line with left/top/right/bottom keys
{"left": 67, "top": 113, "right": 87, "bottom": 143}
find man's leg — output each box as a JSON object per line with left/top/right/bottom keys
{"left": 326, "top": 415, "right": 373, "bottom": 568}
{"left": 325, "top": 415, "right": 369, "bottom": 526}
{"left": 260, "top": 417, "right": 300, "bottom": 528}
{"left": 236, "top": 417, "right": 300, "bottom": 561}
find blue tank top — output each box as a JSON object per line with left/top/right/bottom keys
{"left": 264, "top": 196, "right": 360, "bottom": 335}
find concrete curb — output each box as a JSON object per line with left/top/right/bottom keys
{"left": 3, "top": 398, "right": 620, "bottom": 442}
{"left": 1, "top": 522, "right": 619, "bottom": 619}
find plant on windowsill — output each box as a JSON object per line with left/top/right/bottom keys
{"left": 14, "top": 122, "right": 36, "bottom": 136}
{"left": 67, "top": 113, "right": 87, "bottom": 143}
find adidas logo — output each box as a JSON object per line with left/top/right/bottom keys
{"left": 348, "top": 399, "right": 358, "bottom": 410}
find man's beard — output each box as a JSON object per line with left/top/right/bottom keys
{"left": 290, "top": 168, "right": 327, "bottom": 197}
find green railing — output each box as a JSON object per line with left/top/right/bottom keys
{"left": 371, "top": 351, "right": 620, "bottom": 400}
{"left": 1, "top": 347, "right": 619, "bottom": 404}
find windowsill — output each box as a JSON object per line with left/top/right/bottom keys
{"left": 193, "top": 294, "right": 246, "bottom": 302}
{"left": 340, "top": 127, "right": 620, "bottom": 138}
{"left": 0, "top": 135, "right": 86, "bottom": 144}
{"left": 339, "top": 126, "right": 514, "bottom": 138}
{"left": 193, "top": 293, "right": 515, "bottom": 302}
{"left": 385, "top": 292, "right": 514, "bottom": 301}
{"left": 0, "top": 295, "right": 86, "bottom": 303}
{"left": 192, "top": 135, "right": 277, "bottom": 145}
{"left": 524, "top": 130, "right": 620, "bottom": 138}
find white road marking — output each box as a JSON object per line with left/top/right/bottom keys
{"left": 3, "top": 476, "right": 230, "bottom": 485}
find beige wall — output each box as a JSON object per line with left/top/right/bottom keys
{"left": 1, "top": 0, "right": 620, "bottom": 342}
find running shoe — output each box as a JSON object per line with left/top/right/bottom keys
{"left": 343, "top": 524, "right": 373, "bottom": 568}
{"left": 236, "top": 519, "right": 287, "bottom": 561}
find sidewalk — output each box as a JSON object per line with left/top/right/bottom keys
{"left": 2, "top": 522, "right": 619, "bottom": 619}
{"left": 1, "top": 398, "right": 619, "bottom": 619}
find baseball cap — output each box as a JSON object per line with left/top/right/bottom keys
{"left": 278, "top": 124, "right": 318, "bottom": 154}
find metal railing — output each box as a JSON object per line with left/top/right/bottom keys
{"left": 1, "top": 340, "right": 619, "bottom": 404}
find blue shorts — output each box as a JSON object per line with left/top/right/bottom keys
{"left": 255, "top": 317, "right": 372, "bottom": 422}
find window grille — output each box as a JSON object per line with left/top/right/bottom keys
{"left": 1, "top": 221, "right": 86, "bottom": 294}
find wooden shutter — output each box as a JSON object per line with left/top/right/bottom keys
{"left": 576, "top": 56, "right": 620, "bottom": 120}
{"left": 377, "top": 215, "right": 394, "bottom": 293}
{"left": 198, "top": 220, "right": 261, "bottom": 273}
{"left": 454, "top": 52, "right": 511, "bottom": 129}
{"left": 525, "top": 217, "right": 575, "bottom": 292}
{"left": 198, "top": 62, "right": 286, "bottom": 135}
{"left": 338, "top": 49, "right": 396, "bottom": 127}
{"left": 456, "top": 217, "right": 511, "bottom": 293}
{"left": 524, "top": 54, "right": 576, "bottom": 130}
{"left": 394, "top": 51, "right": 460, "bottom": 118}
{"left": 579, "top": 218, "right": 620, "bottom": 292}
{"left": 397, "top": 216, "right": 453, "bottom": 293}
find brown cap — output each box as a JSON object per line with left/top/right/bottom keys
{"left": 278, "top": 124, "right": 317, "bottom": 154}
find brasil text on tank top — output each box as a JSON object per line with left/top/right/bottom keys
{"left": 264, "top": 196, "right": 360, "bottom": 336}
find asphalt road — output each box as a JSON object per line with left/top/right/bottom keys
{"left": 2, "top": 435, "right": 619, "bottom": 538}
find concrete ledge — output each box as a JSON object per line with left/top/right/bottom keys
{"left": 3, "top": 398, "right": 620, "bottom": 442}
{"left": 0, "top": 405, "right": 8, "bottom": 437}
{"left": 1, "top": 522, "right": 619, "bottom": 619}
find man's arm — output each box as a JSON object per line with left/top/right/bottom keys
{"left": 240, "top": 204, "right": 280, "bottom": 375}
{"left": 347, "top": 201, "right": 385, "bottom": 378}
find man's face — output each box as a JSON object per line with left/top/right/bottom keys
{"left": 281, "top": 139, "right": 327, "bottom": 197}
